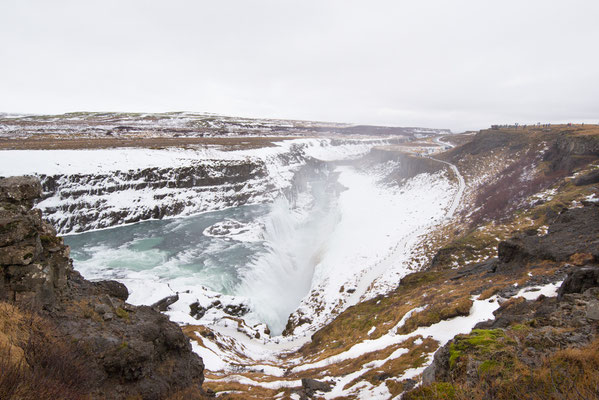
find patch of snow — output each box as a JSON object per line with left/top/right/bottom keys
{"left": 585, "top": 193, "right": 599, "bottom": 203}
{"left": 515, "top": 281, "right": 563, "bottom": 300}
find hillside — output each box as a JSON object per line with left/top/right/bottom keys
{"left": 0, "top": 123, "right": 598, "bottom": 399}
{"left": 186, "top": 124, "right": 599, "bottom": 399}
{"left": 0, "top": 177, "right": 206, "bottom": 399}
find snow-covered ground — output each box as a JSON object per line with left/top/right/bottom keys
{"left": 286, "top": 167, "right": 458, "bottom": 336}
{"left": 194, "top": 278, "right": 564, "bottom": 399}
{"left": 0, "top": 137, "right": 392, "bottom": 234}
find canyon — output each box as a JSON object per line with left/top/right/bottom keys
{"left": 1, "top": 113, "right": 598, "bottom": 399}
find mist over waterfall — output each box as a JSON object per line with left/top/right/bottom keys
{"left": 236, "top": 187, "right": 341, "bottom": 335}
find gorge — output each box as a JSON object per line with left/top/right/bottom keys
{"left": 1, "top": 113, "right": 598, "bottom": 399}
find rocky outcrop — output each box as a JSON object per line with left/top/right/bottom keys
{"left": 0, "top": 176, "right": 205, "bottom": 399}
{"left": 557, "top": 266, "right": 599, "bottom": 299}
{"left": 417, "top": 200, "right": 599, "bottom": 395}
{"left": 294, "top": 378, "right": 333, "bottom": 399}
{"left": 36, "top": 159, "right": 274, "bottom": 234}
{"left": 0, "top": 176, "right": 71, "bottom": 307}
{"left": 421, "top": 266, "right": 599, "bottom": 390}
{"left": 544, "top": 132, "right": 599, "bottom": 172}
{"left": 574, "top": 168, "right": 599, "bottom": 186}
{"left": 496, "top": 202, "right": 599, "bottom": 268}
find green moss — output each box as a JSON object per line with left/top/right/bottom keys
{"left": 510, "top": 323, "right": 532, "bottom": 331}
{"left": 115, "top": 307, "right": 129, "bottom": 320}
{"left": 404, "top": 382, "right": 457, "bottom": 400}
{"left": 40, "top": 234, "right": 59, "bottom": 246}
{"left": 450, "top": 329, "right": 513, "bottom": 368}
{"left": 463, "top": 329, "right": 505, "bottom": 347}
{"left": 400, "top": 271, "right": 440, "bottom": 288}
{"left": 478, "top": 359, "right": 499, "bottom": 375}
{"left": 449, "top": 343, "right": 462, "bottom": 368}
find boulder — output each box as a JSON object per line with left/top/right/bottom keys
{"left": 0, "top": 176, "right": 42, "bottom": 205}
{"left": 301, "top": 378, "right": 332, "bottom": 396}
{"left": 93, "top": 280, "right": 129, "bottom": 301}
{"left": 151, "top": 294, "right": 179, "bottom": 312}
{"left": 574, "top": 169, "right": 599, "bottom": 186}
{"left": 558, "top": 266, "right": 599, "bottom": 299}
{"left": 0, "top": 176, "right": 205, "bottom": 399}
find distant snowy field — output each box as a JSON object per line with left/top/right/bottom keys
{"left": 0, "top": 137, "right": 378, "bottom": 176}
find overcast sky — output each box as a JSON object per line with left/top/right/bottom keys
{"left": 1, "top": 1, "right": 598, "bottom": 131}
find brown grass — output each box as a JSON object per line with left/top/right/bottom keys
{"left": 404, "top": 335, "right": 599, "bottom": 400}
{"left": 397, "top": 298, "right": 473, "bottom": 335}
{"left": 0, "top": 302, "right": 92, "bottom": 400}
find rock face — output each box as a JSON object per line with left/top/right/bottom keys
{"left": 574, "top": 168, "right": 599, "bottom": 186}
{"left": 422, "top": 277, "right": 599, "bottom": 389}
{"left": 544, "top": 132, "right": 599, "bottom": 172}
{"left": 558, "top": 266, "right": 599, "bottom": 299}
{"left": 367, "top": 148, "right": 448, "bottom": 181}
{"left": 36, "top": 160, "right": 273, "bottom": 234}
{"left": 497, "top": 202, "right": 599, "bottom": 268}
{"left": 0, "top": 176, "right": 70, "bottom": 307}
{"left": 0, "top": 176, "right": 205, "bottom": 399}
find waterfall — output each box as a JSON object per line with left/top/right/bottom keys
{"left": 236, "top": 192, "right": 339, "bottom": 335}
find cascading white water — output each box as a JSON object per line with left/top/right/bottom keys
{"left": 236, "top": 193, "right": 340, "bottom": 335}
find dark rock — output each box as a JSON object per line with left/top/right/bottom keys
{"left": 403, "top": 378, "right": 417, "bottom": 392}
{"left": 558, "top": 267, "right": 599, "bottom": 299}
{"left": 0, "top": 176, "right": 42, "bottom": 206}
{"left": 586, "top": 300, "right": 599, "bottom": 320}
{"left": 190, "top": 301, "right": 207, "bottom": 319}
{"left": 451, "top": 258, "right": 498, "bottom": 280}
{"left": 574, "top": 169, "right": 599, "bottom": 186}
{"left": 95, "top": 303, "right": 111, "bottom": 315}
{"left": 496, "top": 204, "right": 599, "bottom": 272}
{"left": 301, "top": 378, "right": 332, "bottom": 396}
{"left": 422, "top": 344, "right": 450, "bottom": 384}
{"left": 497, "top": 238, "right": 538, "bottom": 264}
{"left": 223, "top": 303, "right": 249, "bottom": 317}
{"left": 93, "top": 280, "right": 129, "bottom": 301}
{"left": 152, "top": 294, "right": 179, "bottom": 312}
{"left": 0, "top": 176, "right": 205, "bottom": 399}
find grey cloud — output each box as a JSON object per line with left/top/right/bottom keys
{"left": 1, "top": 0, "right": 598, "bottom": 131}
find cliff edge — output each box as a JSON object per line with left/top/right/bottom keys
{"left": 0, "top": 176, "right": 205, "bottom": 399}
